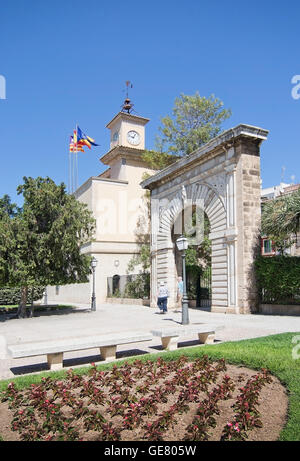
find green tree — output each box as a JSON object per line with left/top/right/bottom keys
{"left": 142, "top": 149, "right": 178, "bottom": 171}
{"left": 0, "top": 177, "right": 96, "bottom": 317}
{"left": 155, "top": 92, "right": 231, "bottom": 157}
{"left": 0, "top": 194, "right": 21, "bottom": 218}
{"left": 142, "top": 92, "right": 231, "bottom": 169}
{"left": 261, "top": 189, "right": 300, "bottom": 254}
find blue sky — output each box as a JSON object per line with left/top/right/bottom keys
{"left": 1, "top": 0, "right": 299, "bottom": 206}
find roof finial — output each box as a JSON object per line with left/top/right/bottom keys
{"left": 121, "top": 81, "right": 134, "bottom": 114}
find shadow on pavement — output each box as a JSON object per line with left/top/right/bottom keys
{"left": 0, "top": 306, "right": 91, "bottom": 322}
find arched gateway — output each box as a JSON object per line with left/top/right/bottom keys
{"left": 141, "top": 124, "right": 269, "bottom": 314}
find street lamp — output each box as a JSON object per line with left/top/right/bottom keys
{"left": 176, "top": 236, "right": 189, "bottom": 325}
{"left": 91, "top": 256, "right": 98, "bottom": 312}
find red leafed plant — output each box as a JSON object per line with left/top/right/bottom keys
{"left": 0, "top": 356, "right": 273, "bottom": 442}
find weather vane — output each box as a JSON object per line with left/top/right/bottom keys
{"left": 121, "top": 81, "right": 134, "bottom": 114}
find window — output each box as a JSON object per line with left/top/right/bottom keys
{"left": 112, "top": 274, "right": 120, "bottom": 295}
{"left": 263, "top": 239, "right": 272, "bottom": 254}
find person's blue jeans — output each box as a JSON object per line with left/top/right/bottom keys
{"left": 157, "top": 296, "right": 168, "bottom": 312}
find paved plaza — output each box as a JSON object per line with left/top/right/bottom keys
{"left": 1, "top": 303, "right": 300, "bottom": 380}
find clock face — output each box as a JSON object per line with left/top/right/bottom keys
{"left": 127, "top": 130, "right": 141, "bottom": 146}
{"left": 112, "top": 131, "right": 119, "bottom": 142}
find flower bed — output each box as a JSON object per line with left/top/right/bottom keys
{"left": 0, "top": 355, "right": 287, "bottom": 441}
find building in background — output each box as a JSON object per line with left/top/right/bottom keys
{"left": 261, "top": 182, "right": 300, "bottom": 257}
{"left": 46, "top": 102, "right": 156, "bottom": 305}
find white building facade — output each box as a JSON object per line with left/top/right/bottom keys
{"left": 47, "top": 110, "right": 156, "bottom": 305}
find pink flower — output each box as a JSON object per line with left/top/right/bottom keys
{"left": 227, "top": 422, "right": 233, "bottom": 427}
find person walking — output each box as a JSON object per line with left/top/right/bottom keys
{"left": 157, "top": 281, "right": 169, "bottom": 314}
{"left": 177, "top": 276, "right": 183, "bottom": 307}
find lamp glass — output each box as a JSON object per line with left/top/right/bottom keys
{"left": 176, "top": 236, "right": 188, "bottom": 251}
{"left": 91, "top": 257, "right": 97, "bottom": 269}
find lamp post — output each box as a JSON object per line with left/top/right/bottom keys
{"left": 91, "top": 256, "right": 98, "bottom": 312}
{"left": 176, "top": 236, "right": 189, "bottom": 325}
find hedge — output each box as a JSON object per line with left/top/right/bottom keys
{"left": 0, "top": 287, "right": 45, "bottom": 305}
{"left": 255, "top": 255, "right": 300, "bottom": 304}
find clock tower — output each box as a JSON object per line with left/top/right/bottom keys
{"left": 99, "top": 97, "right": 151, "bottom": 181}
{"left": 106, "top": 111, "right": 149, "bottom": 151}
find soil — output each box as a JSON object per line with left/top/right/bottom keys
{"left": 0, "top": 362, "right": 288, "bottom": 442}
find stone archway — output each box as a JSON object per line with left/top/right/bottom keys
{"left": 141, "top": 124, "right": 269, "bottom": 314}
{"left": 151, "top": 183, "right": 229, "bottom": 312}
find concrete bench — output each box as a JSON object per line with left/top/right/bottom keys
{"left": 151, "top": 324, "right": 223, "bottom": 351}
{"left": 7, "top": 332, "right": 153, "bottom": 371}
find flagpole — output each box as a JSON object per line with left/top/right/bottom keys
{"left": 75, "top": 123, "right": 78, "bottom": 192}
{"left": 71, "top": 140, "right": 74, "bottom": 194}
{"left": 68, "top": 139, "right": 71, "bottom": 194}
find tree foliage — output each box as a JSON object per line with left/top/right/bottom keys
{"left": 142, "top": 149, "right": 178, "bottom": 171}
{"left": 156, "top": 92, "right": 231, "bottom": 157}
{"left": 0, "top": 194, "right": 21, "bottom": 219}
{"left": 0, "top": 177, "right": 96, "bottom": 317}
{"left": 142, "top": 92, "right": 231, "bottom": 169}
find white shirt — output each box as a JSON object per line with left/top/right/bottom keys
{"left": 158, "top": 286, "right": 169, "bottom": 297}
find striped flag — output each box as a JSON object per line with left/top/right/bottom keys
{"left": 69, "top": 135, "right": 84, "bottom": 152}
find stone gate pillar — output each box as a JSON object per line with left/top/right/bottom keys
{"left": 234, "top": 136, "right": 263, "bottom": 314}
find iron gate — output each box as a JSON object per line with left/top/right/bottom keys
{"left": 198, "top": 268, "right": 211, "bottom": 308}
{"left": 187, "top": 268, "right": 211, "bottom": 309}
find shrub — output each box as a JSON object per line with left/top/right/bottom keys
{"left": 0, "top": 286, "right": 45, "bottom": 305}
{"left": 124, "top": 273, "right": 150, "bottom": 299}
{"left": 255, "top": 255, "right": 300, "bottom": 304}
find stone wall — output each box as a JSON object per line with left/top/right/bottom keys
{"left": 235, "top": 139, "right": 262, "bottom": 313}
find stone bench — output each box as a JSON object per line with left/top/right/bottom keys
{"left": 7, "top": 332, "right": 153, "bottom": 371}
{"left": 151, "top": 324, "right": 223, "bottom": 351}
